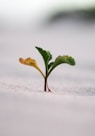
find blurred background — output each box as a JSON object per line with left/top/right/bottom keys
{"left": 0, "top": 0, "right": 95, "bottom": 89}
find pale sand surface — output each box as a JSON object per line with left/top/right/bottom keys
{"left": 0, "top": 78, "right": 95, "bottom": 136}
{"left": 0, "top": 20, "right": 95, "bottom": 136}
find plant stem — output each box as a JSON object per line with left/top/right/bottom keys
{"left": 44, "top": 68, "right": 51, "bottom": 92}
{"left": 44, "top": 69, "right": 48, "bottom": 92}
{"left": 44, "top": 77, "right": 47, "bottom": 92}
{"left": 44, "top": 77, "right": 52, "bottom": 92}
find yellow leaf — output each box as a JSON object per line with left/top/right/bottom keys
{"left": 19, "top": 57, "right": 45, "bottom": 78}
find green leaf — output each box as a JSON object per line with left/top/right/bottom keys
{"left": 48, "top": 55, "right": 75, "bottom": 76}
{"left": 35, "top": 47, "right": 52, "bottom": 71}
{"left": 48, "top": 62, "right": 54, "bottom": 70}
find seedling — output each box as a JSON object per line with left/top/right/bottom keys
{"left": 19, "top": 47, "right": 75, "bottom": 92}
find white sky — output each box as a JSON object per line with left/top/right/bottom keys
{"left": 0, "top": 0, "right": 95, "bottom": 26}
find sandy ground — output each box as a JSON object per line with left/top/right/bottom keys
{"left": 0, "top": 88, "right": 95, "bottom": 136}
{"left": 0, "top": 77, "right": 95, "bottom": 136}
{"left": 0, "top": 20, "right": 95, "bottom": 136}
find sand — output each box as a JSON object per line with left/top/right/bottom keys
{"left": 0, "top": 20, "right": 95, "bottom": 136}
{"left": 0, "top": 77, "right": 95, "bottom": 136}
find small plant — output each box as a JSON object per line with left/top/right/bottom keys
{"left": 19, "top": 47, "right": 75, "bottom": 92}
